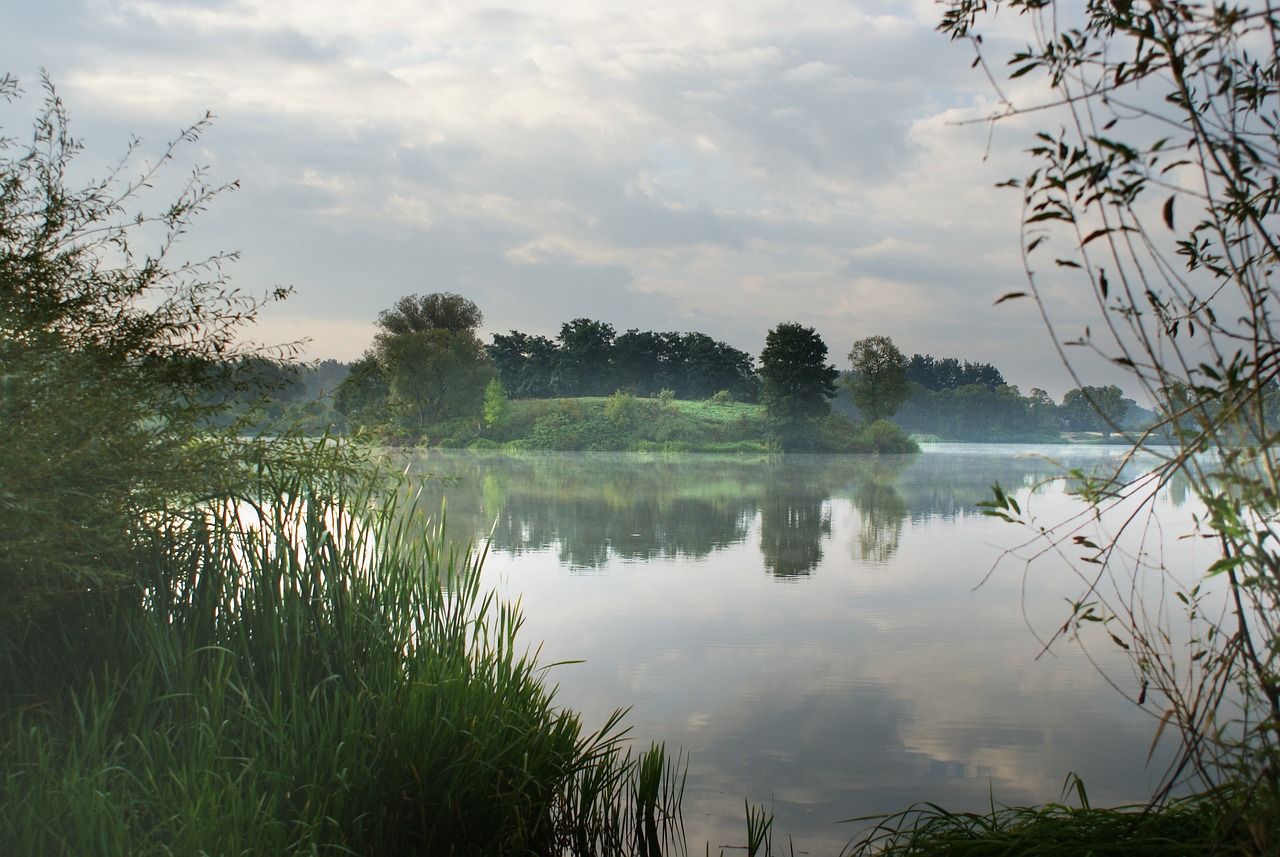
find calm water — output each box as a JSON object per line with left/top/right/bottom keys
{"left": 403, "top": 445, "right": 1207, "bottom": 854}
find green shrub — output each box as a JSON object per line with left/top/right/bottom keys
{"left": 605, "top": 389, "right": 640, "bottom": 427}
{"left": 857, "top": 419, "right": 919, "bottom": 454}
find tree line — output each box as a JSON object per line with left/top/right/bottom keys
{"left": 487, "top": 320, "right": 759, "bottom": 402}
{"left": 316, "top": 291, "right": 1159, "bottom": 449}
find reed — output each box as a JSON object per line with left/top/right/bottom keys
{"left": 0, "top": 469, "right": 685, "bottom": 855}
{"left": 842, "top": 780, "right": 1227, "bottom": 857}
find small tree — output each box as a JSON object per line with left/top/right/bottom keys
{"left": 845, "top": 335, "right": 911, "bottom": 422}
{"left": 483, "top": 378, "right": 511, "bottom": 431}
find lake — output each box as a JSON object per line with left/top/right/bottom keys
{"left": 400, "top": 444, "right": 1207, "bottom": 854}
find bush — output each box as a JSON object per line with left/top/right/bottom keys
{"left": 0, "top": 76, "right": 298, "bottom": 630}
{"left": 857, "top": 419, "right": 919, "bottom": 454}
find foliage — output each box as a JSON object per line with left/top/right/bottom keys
{"left": 487, "top": 330, "right": 559, "bottom": 399}
{"left": 904, "top": 354, "right": 1006, "bottom": 391}
{"left": 893, "top": 383, "right": 1062, "bottom": 442}
{"left": 334, "top": 353, "right": 393, "bottom": 430}
{"left": 341, "top": 292, "right": 496, "bottom": 440}
{"left": 488, "top": 322, "right": 758, "bottom": 402}
{"left": 759, "top": 322, "right": 839, "bottom": 451}
{"left": 0, "top": 470, "right": 687, "bottom": 855}
{"left": 604, "top": 388, "right": 640, "bottom": 427}
{"left": 942, "top": 0, "right": 1280, "bottom": 833}
{"left": 483, "top": 377, "right": 511, "bottom": 431}
{"left": 376, "top": 291, "right": 483, "bottom": 336}
{"left": 0, "top": 74, "right": 297, "bottom": 623}
{"left": 1060, "top": 385, "right": 1130, "bottom": 437}
{"left": 847, "top": 779, "right": 1224, "bottom": 857}
{"left": 554, "top": 317, "right": 618, "bottom": 397}
{"left": 488, "top": 396, "right": 770, "bottom": 452}
{"left": 845, "top": 335, "right": 911, "bottom": 422}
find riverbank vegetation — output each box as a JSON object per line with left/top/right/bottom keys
{"left": 0, "top": 76, "right": 685, "bottom": 856}
{"left": 2, "top": 473, "right": 686, "bottom": 855}
{"left": 267, "top": 340, "right": 1167, "bottom": 448}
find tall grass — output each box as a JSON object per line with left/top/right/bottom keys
{"left": 0, "top": 470, "right": 685, "bottom": 855}
{"left": 842, "top": 778, "right": 1228, "bottom": 857}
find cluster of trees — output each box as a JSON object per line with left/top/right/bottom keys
{"left": 904, "top": 354, "right": 1005, "bottom": 391}
{"left": 330, "top": 294, "right": 1152, "bottom": 448}
{"left": 488, "top": 321, "right": 758, "bottom": 402}
{"left": 837, "top": 342, "right": 1148, "bottom": 442}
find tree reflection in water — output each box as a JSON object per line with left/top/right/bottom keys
{"left": 395, "top": 447, "right": 1109, "bottom": 576}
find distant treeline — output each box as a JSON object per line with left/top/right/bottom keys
{"left": 487, "top": 319, "right": 759, "bottom": 402}
{"left": 904, "top": 354, "right": 1006, "bottom": 392}
{"left": 237, "top": 325, "right": 1157, "bottom": 443}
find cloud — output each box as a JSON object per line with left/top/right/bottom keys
{"left": 3, "top": 0, "right": 1126, "bottom": 396}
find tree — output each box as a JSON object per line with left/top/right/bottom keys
{"left": 349, "top": 293, "right": 496, "bottom": 439}
{"left": 905, "top": 354, "right": 1006, "bottom": 391}
{"left": 1060, "top": 385, "right": 1129, "bottom": 436}
{"left": 845, "top": 335, "right": 911, "bottom": 422}
{"left": 0, "top": 74, "right": 296, "bottom": 621}
{"left": 678, "top": 332, "right": 757, "bottom": 401}
{"left": 759, "top": 323, "right": 839, "bottom": 450}
{"left": 613, "top": 329, "right": 672, "bottom": 396}
{"left": 943, "top": 0, "right": 1280, "bottom": 826}
{"left": 482, "top": 377, "right": 510, "bottom": 431}
{"left": 486, "top": 331, "right": 558, "bottom": 399}
{"left": 553, "top": 318, "right": 616, "bottom": 397}
{"left": 375, "top": 292, "right": 483, "bottom": 337}
{"left": 381, "top": 329, "right": 494, "bottom": 436}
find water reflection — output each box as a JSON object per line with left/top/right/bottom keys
{"left": 395, "top": 445, "right": 1193, "bottom": 852}
{"left": 400, "top": 447, "right": 1105, "bottom": 577}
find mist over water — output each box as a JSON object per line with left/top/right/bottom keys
{"left": 405, "top": 445, "right": 1204, "bottom": 853}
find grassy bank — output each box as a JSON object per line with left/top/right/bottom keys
{"left": 466, "top": 393, "right": 917, "bottom": 453}
{"left": 0, "top": 472, "right": 684, "bottom": 856}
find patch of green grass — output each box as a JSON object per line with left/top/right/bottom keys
{"left": 485, "top": 396, "right": 769, "bottom": 451}
{"left": 470, "top": 395, "right": 917, "bottom": 453}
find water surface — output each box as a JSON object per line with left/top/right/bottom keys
{"left": 406, "top": 445, "right": 1205, "bottom": 853}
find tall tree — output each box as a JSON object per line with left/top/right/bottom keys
{"left": 553, "top": 318, "right": 616, "bottom": 397}
{"left": 759, "top": 323, "right": 838, "bottom": 450}
{"left": 845, "top": 335, "right": 911, "bottom": 422}
{"left": 614, "top": 329, "right": 672, "bottom": 396}
{"left": 344, "top": 292, "right": 495, "bottom": 439}
{"left": 487, "top": 331, "right": 558, "bottom": 399}
{"left": 375, "top": 292, "right": 484, "bottom": 336}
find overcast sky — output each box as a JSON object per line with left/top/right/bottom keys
{"left": 4, "top": 0, "right": 1125, "bottom": 397}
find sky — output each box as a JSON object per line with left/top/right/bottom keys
{"left": 3, "top": 0, "right": 1125, "bottom": 398}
